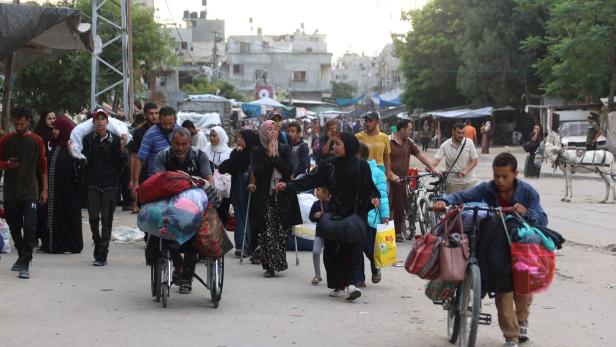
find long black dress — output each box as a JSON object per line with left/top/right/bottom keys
{"left": 40, "top": 146, "right": 83, "bottom": 253}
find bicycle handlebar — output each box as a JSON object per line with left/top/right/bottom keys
{"left": 428, "top": 204, "right": 515, "bottom": 214}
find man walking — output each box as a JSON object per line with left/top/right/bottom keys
{"left": 464, "top": 120, "right": 477, "bottom": 143}
{"left": 432, "top": 122, "right": 479, "bottom": 193}
{"left": 181, "top": 119, "right": 208, "bottom": 150}
{"left": 286, "top": 122, "right": 310, "bottom": 177}
{"left": 389, "top": 119, "right": 440, "bottom": 241}
{"left": 0, "top": 107, "right": 48, "bottom": 278}
{"left": 82, "top": 109, "right": 127, "bottom": 266}
{"left": 355, "top": 111, "right": 392, "bottom": 178}
{"left": 128, "top": 102, "right": 158, "bottom": 207}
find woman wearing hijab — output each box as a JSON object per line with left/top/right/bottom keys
{"left": 33, "top": 110, "right": 57, "bottom": 246}
{"left": 205, "top": 126, "right": 233, "bottom": 225}
{"left": 219, "top": 128, "right": 259, "bottom": 257}
{"left": 39, "top": 117, "right": 83, "bottom": 253}
{"left": 247, "top": 120, "right": 299, "bottom": 277}
{"left": 277, "top": 132, "right": 380, "bottom": 301}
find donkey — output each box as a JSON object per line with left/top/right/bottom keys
{"left": 539, "top": 133, "right": 616, "bottom": 203}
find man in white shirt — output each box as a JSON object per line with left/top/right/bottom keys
{"left": 181, "top": 120, "right": 208, "bottom": 150}
{"left": 431, "top": 122, "right": 479, "bottom": 193}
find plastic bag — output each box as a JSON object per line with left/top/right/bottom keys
{"left": 0, "top": 218, "right": 11, "bottom": 254}
{"left": 111, "top": 226, "right": 145, "bottom": 243}
{"left": 511, "top": 243, "right": 556, "bottom": 295}
{"left": 213, "top": 169, "right": 232, "bottom": 198}
{"left": 137, "top": 188, "right": 208, "bottom": 244}
{"left": 425, "top": 277, "right": 456, "bottom": 301}
{"left": 374, "top": 221, "right": 397, "bottom": 268}
{"left": 297, "top": 193, "right": 318, "bottom": 223}
{"left": 193, "top": 206, "right": 224, "bottom": 258}
{"left": 69, "top": 117, "right": 132, "bottom": 159}
{"left": 137, "top": 171, "right": 205, "bottom": 204}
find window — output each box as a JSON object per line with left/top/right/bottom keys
{"left": 240, "top": 42, "right": 250, "bottom": 54}
{"left": 181, "top": 41, "right": 188, "bottom": 50}
{"left": 255, "top": 69, "right": 267, "bottom": 81}
{"left": 306, "top": 47, "right": 313, "bottom": 53}
{"left": 293, "top": 71, "right": 307, "bottom": 81}
{"left": 233, "top": 64, "right": 242, "bottom": 75}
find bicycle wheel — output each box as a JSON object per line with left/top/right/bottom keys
{"left": 154, "top": 259, "right": 163, "bottom": 302}
{"left": 161, "top": 282, "right": 169, "bottom": 308}
{"left": 403, "top": 194, "right": 416, "bottom": 240}
{"left": 458, "top": 264, "right": 481, "bottom": 347}
{"left": 160, "top": 257, "right": 171, "bottom": 308}
{"left": 447, "top": 289, "right": 461, "bottom": 343}
{"left": 419, "top": 197, "right": 436, "bottom": 235}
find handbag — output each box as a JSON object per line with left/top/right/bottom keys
{"left": 317, "top": 212, "right": 366, "bottom": 243}
{"left": 405, "top": 206, "right": 464, "bottom": 280}
{"left": 439, "top": 233, "right": 469, "bottom": 283}
{"left": 193, "top": 205, "right": 225, "bottom": 258}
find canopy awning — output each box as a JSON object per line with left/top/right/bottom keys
{"left": 0, "top": 3, "right": 91, "bottom": 71}
{"left": 423, "top": 106, "right": 494, "bottom": 119}
{"left": 247, "top": 96, "right": 284, "bottom": 108}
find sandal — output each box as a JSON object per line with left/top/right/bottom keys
{"left": 311, "top": 275, "right": 322, "bottom": 285}
{"left": 371, "top": 269, "right": 382, "bottom": 284}
{"left": 357, "top": 281, "right": 366, "bottom": 288}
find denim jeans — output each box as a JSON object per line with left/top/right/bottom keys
{"left": 87, "top": 188, "right": 117, "bottom": 261}
{"left": 5, "top": 200, "right": 38, "bottom": 264}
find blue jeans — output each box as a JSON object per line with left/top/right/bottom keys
{"left": 355, "top": 226, "right": 378, "bottom": 283}
{"left": 5, "top": 200, "right": 38, "bottom": 263}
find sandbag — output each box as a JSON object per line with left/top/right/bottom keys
{"left": 137, "top": 171, "right": 205, "bottom": 204}
{"left": 69, "top": 117, "right": 132, "bottom": 159}
{"left": 137, "top": 188, "right": 208, "bottom": 244}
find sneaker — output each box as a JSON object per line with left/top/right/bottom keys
{"left": 345, "top": 285, "right": 361, "bottom": 301}
{"left": 93, "top": 260, "right": 107, "bottom": 266}
{"left": 11, "top": 259, "right": 23, "bottom": 272}
{"left": 263, "top": 270, "right": 275, "bottom": 278}
{"left": 503, "top": 342, "right": 518, "bottom": 347}
{"left": 329, "top": 289, "right": 345, "bottom": 297}
{"left": 18, "top": 268, "right": 30, "bottom": 279}
{"left": 519, "top": 325, "right": 529, "bottom": 343}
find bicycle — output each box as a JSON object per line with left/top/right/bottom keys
{"left": 431, "top": 204, "right": 512, "bottom": 347}
{"left": 399, "top": 172, "right": 435, "bottom": 239}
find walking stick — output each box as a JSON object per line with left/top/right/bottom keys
{"left": 240, "top": 192, "right": 252, "bottom": 265}
{"left": 293, "top": 228, "right": 300, "bottom": 266}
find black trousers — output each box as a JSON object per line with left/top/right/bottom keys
{"left": 5, "top": 200, "right": 37, "bottom": 264}
{"left": 323, "top": 239, "right": 362, "bottom": 290}
{"left": 355, "top": 226, "right": 378, "bottom": 283}
{"left": 87, "top": 188, "right": 117, "bottom": 261}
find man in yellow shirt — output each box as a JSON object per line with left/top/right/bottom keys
{"left": 355, "top": 111, "right": 391, "bottom": 178}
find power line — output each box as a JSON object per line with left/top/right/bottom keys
{"left": 162, "top": 0, "right": 195, "bottom": 62}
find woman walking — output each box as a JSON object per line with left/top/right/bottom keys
{"left": 33, "top": 110, "right": 57, "bottom": 246}
{"left": 205, "top": 126, "right": 233, "bottom": 225}
{"left": 420, "top": 119, "right": 432, "bottom": 151}
{"left": 481, "top": 120, "right": 491, "bottom": 154}
{"left": 40, "top": 117, "right": 83, "bottom": 253}
{"left": 277, "top": 132, "right": 380, "bottom": 300}
{"left": 247, "top": 120, "right": 299, "bottom": 277}
{"left": 523, "top": 125, "right": 543, "bottom": 178}
{"left": 219, "top": 128, "right": 259, "bottom": 257}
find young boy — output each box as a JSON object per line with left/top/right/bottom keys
{"left": 433, "top": 152, "right": 547, "bottom": 347}
{"left": 286, "top": 122, "right": 310, "bottom": 177}
{"left": 308, "top": 187, "right": 331, "bottom": 285}
{"left": 356, "top": 143, "right": 390, "bottom": 286}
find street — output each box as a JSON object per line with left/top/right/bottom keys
{"left": 2, "top": 147, "right": 616, "bottom": 347}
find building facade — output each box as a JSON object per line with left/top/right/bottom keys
{"left": 332, "top": 52, "right": 379, "bottom": 96}
{"left": 377, "top": 43, "right": 404, "bottom": 93}
{"left": 222, "top": 31, "right": 333, "bottom": 100}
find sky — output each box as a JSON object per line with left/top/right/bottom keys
{"left": 153, "top": 0, "right": 427, "bottom": 59}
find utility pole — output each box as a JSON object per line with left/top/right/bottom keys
{"left": 1, "top": 0, "right": 20, "bottom": 133}
{"left": 127, "top": 0, "right": 134, "bottom": 121}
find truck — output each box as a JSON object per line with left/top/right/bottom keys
{"left": 177, "top": 94, "right": 233, "bottom": 142}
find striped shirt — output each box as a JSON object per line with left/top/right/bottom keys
{"left": 137, "top": 124, "right": 178, "bottom": 177}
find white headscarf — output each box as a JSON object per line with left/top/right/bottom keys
{"left": 205, "top": 126, "right": 232, "bottom": 167}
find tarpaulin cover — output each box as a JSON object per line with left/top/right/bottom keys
{"left": 0, "top": 3, "right": 90, "bottom": 71}
{"left": 426, "top": 107, "right": 494, "bottom": 119}
{"left": 137, "top": 188, "right": 208, "bottom": 245}
{"left": 336, "top": 93, "right": 366, "bottom": 107}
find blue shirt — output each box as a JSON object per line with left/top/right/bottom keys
{"left": 439, "top": 179, "right": 548, "bottom": 226}
{"left": 137, "top": 124, "right": 178, "bottom": 177}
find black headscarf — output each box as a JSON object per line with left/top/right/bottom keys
{"left": 333, "top": 132, "right": 361, "bottom": 187}
{"left": 221, "top": 128, "right": 259, "bottom": 176}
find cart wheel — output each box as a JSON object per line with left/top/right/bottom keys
{"left": 447, "top": 289, "right": 461, "bottom": 343}
{"left": 154, "top": 260, "right": 163, "bottom": 302}
{"left": 161, "top": 282, "right": 169, "bottom": 308}
{"left": 209, "top": 257, "right": 224, "bottom": 308}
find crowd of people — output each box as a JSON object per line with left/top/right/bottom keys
{"left": 0, "top": 104, "right": 548, "bottom": 347}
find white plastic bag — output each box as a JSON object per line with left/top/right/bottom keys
{"left": 297, "top": 193, "right": 318, "bottom": 223}
{"left": 69, "top": 117, "right": 132, "bottom": 159}
{"left": 213, "top": 169, "right": 232, "bottom": 198}
{"left": 111, "top": 226, "right": 145, "bottom": 243}
{"left": 0, "top": 218, "right": 12, "bottom": 254}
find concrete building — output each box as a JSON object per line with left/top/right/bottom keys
{"left": 134, "top": 0, "right": 154, "bottom": 7}
{"left": 377, "top": 43, "right": 404, "bottom": 93}
{"left": 332, "top": 52, "right": 379, "bottom": 95}
{"left": 222, "top": 31, "right": 333, "bottom": 100}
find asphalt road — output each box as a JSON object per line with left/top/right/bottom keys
{"left": 1, "top": 146, "right": 615, "bottom": 347}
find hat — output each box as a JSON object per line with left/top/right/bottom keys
{"left": 363, "top": 111, "right": 380, "bottom": 121}
{"left": 94, "top": 108, "right": 109, "bottom": 118}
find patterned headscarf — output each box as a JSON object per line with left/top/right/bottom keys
{"left": 259, "top": 120, "right": 279, "bottom": 155}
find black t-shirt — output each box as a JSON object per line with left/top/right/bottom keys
{"left": 127, "top": 123, "right": 153, "bottom": 154}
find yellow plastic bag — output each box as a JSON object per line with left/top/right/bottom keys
{"left": 374, "top": 221, "right": 397, "bottom": 268}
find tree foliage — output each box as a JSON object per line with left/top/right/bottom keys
{"left": 12, "top": 0, "right": 176, "bottom": 114}
{"left": 331, "top": 81, "right": 357, "bottom": 99}
{"left": 182, "top": 76, "right": 244, "bottom": 101}
{"left": 524, "top": 0, "right": 616, "bottom": 109}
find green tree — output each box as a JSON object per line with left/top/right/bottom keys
{"left": 455, "top": 0, "right": 549, "bottom": 106}
{"left": 331, "top": 81, "right": 357, "bottom": 99}
{"left": 398, "top": 0, "right": 466, "bottom": 111}
{"left": 12, "top": 0, "right": 176, "bottom": 114}
{"left": 182, "top": 76, "right": 243, "bottom": 101}
{"left": 524, "top": 0, "right": 616, "bottom": 110}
